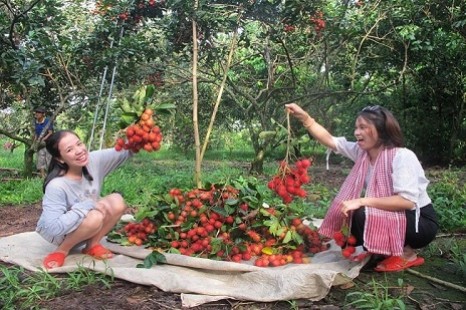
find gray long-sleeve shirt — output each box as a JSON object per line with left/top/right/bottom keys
{"left": 36, "top": 148, "right": 132, "bottom": 245}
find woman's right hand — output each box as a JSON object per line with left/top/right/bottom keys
{"left": 285, "top": 103, "right": 336, "bottom": 150}
{"left": 285, "top": 103, "right": 312, "bottom": 124}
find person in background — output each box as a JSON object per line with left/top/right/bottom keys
{"left": 285, "top": 103, "right": 438, "bottom": 272}
{"left": 36, "top": 130, "right": 133, "bottom": 269}
{"left": 34, "top": 106, "right": 54, "bottom": 178}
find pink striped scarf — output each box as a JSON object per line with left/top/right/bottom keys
{"left": 318, "top": 147, "right": 406, "bottom": 256}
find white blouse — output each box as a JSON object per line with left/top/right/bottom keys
{"left": 331, "top": 137, "right": 432, "bottom": 210}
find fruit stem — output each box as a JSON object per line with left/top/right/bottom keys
{"left": 285, "top": 110, "right": 291, "bottom": 165}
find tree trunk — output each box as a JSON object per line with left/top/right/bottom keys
{"left": 250, "top": 148, "right": 265, "bottom": 174}
{"left": 23, "top": 145, "right": 35, "bottom": 178}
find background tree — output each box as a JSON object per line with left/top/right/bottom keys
{"left": 1, "top": 0, "right": 464, "bottom": 179}
{"left": 0, "top": 0, "right": 168, "bottom": 176}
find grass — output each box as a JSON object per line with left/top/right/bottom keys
{"left": 0, "top": 264, "right": 114, "bottom": 310}
{"left": 344, "top": 277, "right": 407, "bottom": 310}
{"left": 0, "top": 141, "right": 43, "bottom": 204}
{"left": 0, "top": 140, "right": 332, "bottom": 225}
{"left": 102, "top": 147, "right": 276, "bottom": 204}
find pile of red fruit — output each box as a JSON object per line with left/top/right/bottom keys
{"left": 124, "top": 218, "right": 157, "bottom": 246}
{"left": 267, "top": 158, "right": 312, "bottom": 204}
{"left": 114, "top": 108, "right": 163, "bottom": 153}
{"left": 112, "top": 183, "right": 328, "bottom": 268}
{"left": 333, "top": 230, "right": 357, "bottom": 258}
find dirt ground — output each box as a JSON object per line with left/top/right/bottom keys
{"left": 1, "top": 166, "right": 465, "bottom": 309}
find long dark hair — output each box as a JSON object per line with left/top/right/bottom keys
{"left": 43, "top": 130, "right": 93, "bottom": 193}
{"left": 358, "top": 105, "right": 404, "bottom": 148}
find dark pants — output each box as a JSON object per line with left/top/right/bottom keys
{"left": 351, "top": 204, "right": 439, "bottom": 249}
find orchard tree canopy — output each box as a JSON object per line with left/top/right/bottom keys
{"left": 0, "top": 0, "right": 464, "bottom": 177}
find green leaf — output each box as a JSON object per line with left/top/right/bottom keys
{"left": 211, "top": 206, "right": 228, "bottom": 217}
{"left": 291, "top": 231, "right": 304, "bottom": 244}
{"left": 145, "top": 84, "right": 155, "bottom": 100}
{"left": 120, "top": 111, "right": 138, "bottom": 124}
{"left": 263, "top": 218, "right": 280, "bottom": 234}
{"left": 224, "top": 204, "right": 236, "bottom": 215}
{"left": 210, "top": 238, "right": 223, "bottom": 254}
{"left": 224, "top": 198, "right": 239, "bottom": 205}
{"left": 155, "top": 102, "right": 176, "bottom": 112}
{"left": 282, "top": 230, "right": 292, "bottom": 243}
{"left": 137, "top": 251, "right": 166, "bottom": 268}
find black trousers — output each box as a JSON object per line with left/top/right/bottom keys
{"left": 351, "top": 204, "right": 439, "bottom": 249}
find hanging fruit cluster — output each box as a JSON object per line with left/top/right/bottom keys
{"left": 267, "top": 159, "right": 312, "bottom": 204}
{"left": 109, "top": 180, "right": 329, "bottom": 268}
{"left": 114, "top": 108, "right": 163, "bottom": 153}
{"left": 114, "top": 85, "right": 173, "bottom": 152}
{"left": 310, "top": 11, "right": 326, "bottom": 33}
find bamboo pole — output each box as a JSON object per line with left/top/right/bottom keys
{"left": 192, "top": 0, "right": 201, "bottom": 188}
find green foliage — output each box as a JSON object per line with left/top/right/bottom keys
{"left": 102, "top": 150, "right": 261, "bottom": 205}
{"left": 389, "top": 1, "right": 466, "bottom": 165}
{"left": 344, "top": 277, "right": 407, "bottom": 310}
{"left": 423, "top": 237, "right": 466, "bottom": 279}
{"left": 455, "top": 252, "right": 466, "bottom": 279}
{"left": 137, "top": 251, "right": 167, "bottom": 269}
{"left": 0, "top": 140, "right": 23, "bottom": 169}
{"left": 3, "top": 0, "right": 465, "bottom": 176}
{"left": 303, "top": 183, "right": 338, "bottom": 219}
{"left": 0, "top": 140, "right": 43, "bottom": 203}
{"left": 0, "top": 179, "right": 43, "bottom": 205}
{"left": 427, "top": 170, "right": 466, "bottom": 232}
{"left": 65, "top": 264, "right": 114, "bottom": 290}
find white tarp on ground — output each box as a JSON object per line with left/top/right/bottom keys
{"left": 0, "top": 231, "right": 368, "bottom": 307}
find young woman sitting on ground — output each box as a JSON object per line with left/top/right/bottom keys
{"left": 36, "top": 130, "right": 133, "bottom": 269}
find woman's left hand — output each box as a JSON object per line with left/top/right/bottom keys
{"left": 341, "top": 199, "right": 364, "bottom": 217}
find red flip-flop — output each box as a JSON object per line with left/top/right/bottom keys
{"left": 43, "top": 252, "right": 66, "bottom": 269}
{"left": 374, "top": 256, "right": 424, "bottom": 272}
{"left": 82, "top": 244, "right": 114, "bottom": 260}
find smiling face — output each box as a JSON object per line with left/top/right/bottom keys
{"left": 354, "top": 116, "right": 382, "bottom": 153}
{"left": 57, "top": 132, "right": 89, "bottom": 169}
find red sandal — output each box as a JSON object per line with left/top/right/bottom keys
{"left": 374, "top": 256, "right": 424, "bottom": 272}
{"left": 82, "top": 244, "right": 114, "bottom": 260}
{"left": 43, "top": 252, "right": 66, "bottom": 269}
